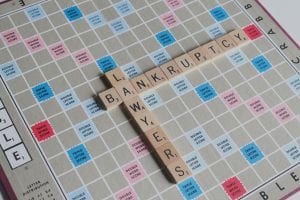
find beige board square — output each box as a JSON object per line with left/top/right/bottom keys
{"left": 133, "top": 110, "right": 159, "bottom": 132}
{"left": 174, "top": 53, "right": 196, "bottom": 72}
{"left": 144, "top": 126, "right": 169, "bottom": 149}
{"left": 130, "top": 73, "right": 152, "bottom": 93}
{"left": 144, "top": 67, "right": 167, "bottom": 87}
{"left": 114, "top": 80, "right": 137, "bottom": 101}
{"left": 160, "top": 60, "right": 182, "bottom": 80}
{"left": 123, "top": 96, "right": 148, "bottom": 117}
{"left": 166, "top": 158, "right": 191, "bottom": 183}
{"left": 104, "top": 68, "right": 126, "bottom": 86}
{"left": 216, "top": 34, "right": 236, "bottom": 51}
{"left": 202, "top": 40, "right": 223, "bottom": 59}
{"left": 155, "top": 142, "right": 180, "bottom": 166}
{"left": 229, "top": 29, "right": 249, "bottom": 45}
{"left": 99, "top": 87, "right": 122, "bottom": 110}
{"left": 188, "top": 46, "right": 208, "bottom": 66}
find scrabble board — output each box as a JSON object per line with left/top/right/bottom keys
{"left": 0, "top": 0, "right": 299, "bottom": 200}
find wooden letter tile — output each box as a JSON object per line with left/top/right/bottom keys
{"left": 174, "top": 54, "right": 196, "bottom": 72}
{"left": 167, "top": 158, "right": 191, "bottom": 183}
{"left": 114, "top": 80, "right": 137, "bottom": 101}
{"left": 98, "top": 87, "right": 122, "bottom": 110}
{"left": 144, "top": 126, "right": 169, "bottom": 149}
{"left": 188, "top": 46, "right": 208, "bottom": 65}
{"left": 133, "top": 111, "right": 159, "bottom": 132}
{"left": 155, "top": 142, "right": 180, "bottom": 166}
{"left": 216, "top": 34, "right": 236, "bottom": 51}
{"left": 104, "top": 68, "right": 126, "bottom": 86}
{"left": 160, "top": 60, "right": 182, "bottom": 80}
{"left": 229, "top": 29, "right": 249, "bottom": 45}
{"left": 130, "top": 74, "right": 152, "bottom": 93}
{"left": 145, "top": 67, "right": 167, "bottom": 87}
{"left": 202, "top": 40, "right": 223, "bottom": 59}
{"left": 123, "top": 96, "right": 147, "bottom": 117}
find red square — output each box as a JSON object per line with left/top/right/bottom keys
{"left": 243, "top": 24, "right": 262, "bottom": 40}
{"left": 222, "top": 177, "right": 247, "bottom": 200}
{"left": 31, "top": 120, "right": 55, "bottom": 142}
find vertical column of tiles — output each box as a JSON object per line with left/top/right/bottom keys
{"left": 121, "top": 92, "right": 190, "bottom": 183}
{"left": 0, "top": 101, "right": 32, "bottom": 169}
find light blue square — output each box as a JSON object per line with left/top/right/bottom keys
{"left": 207, "top": 23, "right": 225, "bottom": 39}
{"left": 96, "top": 55, "right": 117, "bottom": 73}
{"left": 195, "top": 83, "right": 217, "bottom": 102}
{"left": 83, "top": 98, "right": 103, "bottom": 117}
{"left": 121, "top": 63, "right": 142, "bottom": 79}
{"left": 150, "top": 48, "right": 171, "bottom": 65}
{"left": 87, "top": 11, "right": 105, "bottom": 28}
{"left": 57, "top": 90, "right": 80, "bottom": 110}
{"left": 241, "top": 142, "right": 264, "bottom": 164}
{"left": 227, "top": 49, "right": 248, "bottom": 67}
{"left": 251, "top": 55, "right": 272, "bottom": 73}
{"left": 282, "top": 141, "right": 300, "bottom": 164}
{"left": 110, "top": 18, "right": 128, "bottom": 34}
{"left": 186, "top": 127, "right": 210, "bottom": 149}
{"left": 213, "top": 134, "right": 237, "bottom": 157}
{"left": 178, "top": 177, "right": 202, "bottom": 200}
{"left": 0, "top": 61, "right": 21, "bottom": 80}
{"left": 287, "top": 74, "right": 300, "bottom": 95}
{"left": 68, "top": 187, "right": 91, "bottom": 200}
{"left": 170, "top": 76, "right": 193, "bottom": 95}
{"left": 140, "top": 90, "right": 162, "bottom": 110}
{"left": 67, "top": 144, "right": 91, "bottom": 167}
{"left": 116, "top": 0, "right": 134, "bottom": 16}
{"left": 64, "top": 6, "right": 83, "bottom": 22}
{"left": 75, "top": 120, "right": 98, "bottom": 141}
{"left": 156, "top": 30, "right": 176, "bottom": 47}
{"left": 32, "top": 82, "right": 54, "bottom": 102}
{"left": 25, "top": 5, "right": 45, "bottom": 21}
{"left": 184, "top": 152, "right": 206, "bottom": 174}
{"left": 210, "top": 6, "right": 229, "bottom": 22}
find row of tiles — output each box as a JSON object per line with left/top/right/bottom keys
{"left": 98, "top": 28, "right": 249, "bottom": 110}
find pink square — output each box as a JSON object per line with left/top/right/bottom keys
{"left": 160, "top": 12, "right": 179, "bottom": 28}
{"left": 122, "top": 161, "right": 145, "bottom": 184}
{"left": 24, "top": 35, "right": 45, "bottom": 53}
{"left": 128, "top": 137, "right": 149, "bottom": 157}
{"left": 49, "top": 42, "right": 69, "bottom": 59}
{"left": 115, "top": 187, "right": 138, "bottom": 200}
{"left": 221, "top": 90, "right": 242, "bottom": 109}
{"left": 272, "top": 104, "right": 294, "bottom": 123}
{"left": 222, "top": 176, "right": 246, "bottom": 200}
{"left": 1, "top": 29, "right": 21, "bottom": 46}
{"left": 243, "top": 24, "right": 262, "bottom": 40}
{"left": 73, "top": 49, "right": 94, "bottom": 66}
{"left": 166, "top": 0, "right": 183, "bottom": 10}
{"left": 247, "top": 96, "right": 268, "bottom": 115}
